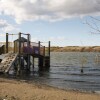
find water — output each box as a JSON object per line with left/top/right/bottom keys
{"left": 45, "top": 52, "right": 100, "bottom": 92}
{"left": 3, "top": 52, "right": 100, "bottom": 92}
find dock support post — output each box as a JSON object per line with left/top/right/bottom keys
{"left": 44, "top": 56, "right": 50, "bottom": 69}
{"left": 18, "top": 32, "right": 21, "bottom": 73}
{"left": 38, "top": 41, "right": 50, "bottom": 70}
{"left": 43, "top": 46, "right": 45, "bottom": 57}
{"left": 38, "top": 41, "right": 40, "bottom": 55}
{"left": 38, "top": 41, "right": 44, "bottom": 70}
{"left": 14, "top": 41, "right": 15, "bottom": 53}
{"left": 18, "top": 32, "right": 21, "bottom": 55}
{"left": 6, "top": 33, "right": 8, "bottom": 53}
{"left": 44, "top": 41, "right": 50, "bottom": 69}
{"left": 39, "top": 56, "right": 44, "bottom": 71}
{"left": 32, "top": 56, "right": 34, "bottom": 70}
{"left": 27, "top": 34, "right": 30, "bottom": 71}
{"left": 48, "top": 41, "right": 50, "bottom": 57}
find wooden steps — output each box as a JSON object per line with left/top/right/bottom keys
{"left": 0, "top": 53, "right": 18, "bottom": 73}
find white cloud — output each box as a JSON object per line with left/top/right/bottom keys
{"left": 0, "top": 20, "right": 8, "bottom": 28}
{"left": 0, "top": 19, "right": 18, "bottom": 32}
{"left": 31, "top": 37, "right": 38, "bottom": 42}
{"left": 0, "top": 0, "right": 100, "bottom": 23}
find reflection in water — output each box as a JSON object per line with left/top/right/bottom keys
{"left": 1, "top": 52, "right": 100, "bottom": 92}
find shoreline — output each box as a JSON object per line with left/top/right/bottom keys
{"left": 0, "top": 78, "right": 100, "bottom": 100}
{"left": 0, "top": 75, "right": 98, "bottom": 94}
{"left": 50, "top": 46, "right": 100, "bottom": 52}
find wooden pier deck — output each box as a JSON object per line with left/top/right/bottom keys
{"left": 0, "top": 53, "right": 18, "bottom": 73}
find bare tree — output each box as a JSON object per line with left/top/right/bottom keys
{"left": 83, "top": 16, "right": 100, "bottom": 34}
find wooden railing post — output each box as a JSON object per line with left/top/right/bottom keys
{"left": 6, "top": 33, "right": 8, "bottom": 53}
{"left": 27, "top": 34, "right": 30, "bottom": 71}
{"left": 38, "top": 41, "right": 40, "bottom": 55}
{"left": 44, "top": 41, "right": 50, "bottom": 68}
{"left": 18, "top": 32, "right": 21, "bottom": 73}
{"left": 43, "top": 46, "right": 45, "bottom": 56}
{"left": 18, "top": 32, "right": 21, "bottom": 55}
{"left": 27, "top": 34, "right": 30, "bottom": 47}
{"left": 48, "top": 41, "right": 50, "bottom": 57}
{"left": 14, "top": 41, "right": 15, "bottom": 53}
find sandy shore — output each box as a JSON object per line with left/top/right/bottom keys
{"left": 0, "top": 78, "right": 100, "bottom": 100}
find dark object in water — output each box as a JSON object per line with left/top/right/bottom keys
{"left": 0, "top": 59, "right": 2, "bottom": 63}
{"left": 81, "top": 69, "right": 84, "bottom": 73}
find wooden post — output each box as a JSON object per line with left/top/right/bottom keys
{"left": 43, "top": 46, "right": 45, "bottom": 56}
{"left": 48, "top": 41, "right": 50, "bottom": 57}
{"left": 33, "top": 56, "right": 34, "bottom": 70}
{"left": 43, "top": 46, "right": 45, "bottom": 68}
{"left": 38, "top": 41, "right": 40, "bottom": 55}
{"left": 14, "top": 41, "right": 15, "bottom": 53}
{"left": 15, "top": 42, "right": 17, "bottom": 53}
{"left": 38, "top": 41, "right": 43, "bottom": 70}
{"left": 18, "top": 32, "right": 21, "bottom": 73}
{"left": 27, "top": 34, "right": 30, "bottom": 46}
{"left": 6, "top": 33, "right": 8, "bottom": 53}
{"left": 18, "top": 32, "right": 21, "bottom": 54}
{"left": 27, "top": 34, "right": 30, "bottom": 71}
{"left": 44, "top": 41, "right": 50, "bottom": 69}
{"left": 39, "top": 56, "right": 44, "bottom": 71}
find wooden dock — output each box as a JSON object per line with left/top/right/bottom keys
{"left": 0, "top": 32, "right": 51, "bottom": 74}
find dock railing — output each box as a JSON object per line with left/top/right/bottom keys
{"left": 14, "top": 41, "right": 49, "bottom": 57}
{"left": 0, "top": 33, "right": 50, "bottom": 59}
{"left": 1, "top": 32, "right": 51, "bottom": 72}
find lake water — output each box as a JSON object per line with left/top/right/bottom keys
{"left": 3, "top": 52, "right": 100, "bottom": 92}
{"left": 49, "top": 52, "right": 100, "bottom": 92}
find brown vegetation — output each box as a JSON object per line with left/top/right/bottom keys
{"left": 51, "top": 46, "right": 100, "bottom": 52}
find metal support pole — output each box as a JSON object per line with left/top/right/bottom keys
{"left": 6, "top": 33, "right": 8, "bottom": 53}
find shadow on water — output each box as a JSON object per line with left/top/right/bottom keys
{"left": 0, "top": 66, "right": 51, "bottom": 81}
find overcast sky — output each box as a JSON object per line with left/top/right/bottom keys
{"left": 0, "top": 0, "right": 100, "bottom": 46}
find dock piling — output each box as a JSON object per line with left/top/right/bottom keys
{"left": 6, "top": 33, "right": 8, "bottom": 53}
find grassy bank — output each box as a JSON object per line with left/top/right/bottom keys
{"left": 50, "top": 46, "right": 100, "bottom": 52}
